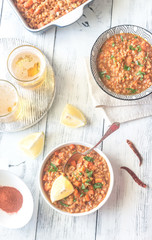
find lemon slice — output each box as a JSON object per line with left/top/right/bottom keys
{"left": 60, "top": 104, "right": 87, "bottom": 128}
{"left": 19, "top": 132, "right": 45, "bottom": 159}
{"left": 51, "top": 175, "right": 74, "bottom": 203}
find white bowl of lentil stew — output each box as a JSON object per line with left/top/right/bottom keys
{"left": 90, "top": 25, "right": 152, "bottom": 100}
{"left": 8, "top": 0, "right": 93, "bottom": 32}
{"left": 39, "top": 142, "right": 114, "bottom": 216}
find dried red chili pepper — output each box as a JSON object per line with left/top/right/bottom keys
{"left": 127, "top": 139, "right": 142, "bottom": 166}
{"left": 121, "top": 166, "right": 147, "bottom": 188}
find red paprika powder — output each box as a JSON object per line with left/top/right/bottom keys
{"left": 0, "top": 186, "right": 23, "bottom": 213}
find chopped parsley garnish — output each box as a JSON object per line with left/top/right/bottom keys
{"left": 137, "top": 71, "right": 145, "bottom": 80}
{"left": 59, "top": 201, "right": 69, "bottom": 207}
{"left": 73, "top": 173, "right": 78, "bottom": 180}
{"left": 83, "top": 189, "right": 89, "bottom": 193}
{"left": 137, "top": 45, "right": 142, "bottom": 52}
{"left": 129, "top": 45, "right": 135, "bottom": 50}
{"left": 85, "top": 179, "right": 92, "bottom": 183}
{"left": 120, "top": 35, "right": 124, "bottom": 42}
{"left": 81, "top": 183, "right": 86, "bottom": 190}
{"left": 72, "top": 151, "right": 77, "bottom": 155}
{"left": 124, "top": 65, "right": 131, "bottom": 71}
{"left": 112, "top": 43, "right": 115, "bottom": 47}
{"left": 93, "top": 183, "right": 103, "bottom": 190}
{"left": 136, "top": 61, "right": 143, "bottom": 67}
{"left": 99, "top": 71, "right": 106, "bottom": 78}
{"left": 106, "top": 75, "right": 110, "bottom": 80}
{"left": 134, "top": 36, "right": 138, "bottom": 39}
{"left": 86, "top": 169, "right": 93, "bottom": 177}
{"left": 73, "top": 197, "right": 76, "bottom": 202}
{"left": 111, "top": 55, "right": 114, "bottom": 59}
{"left": 48, "top": 163, "right": 58, "bottom": 172}
{"left": 126, "top": 88, "right": 137, "bottom": 94}
{"left": 79, "top": 172, "right": 82, "bottom": 176}
{"left": 84, "top": 156, "right": 94, "bottom": 162}
{"left": 80, "top": 193, "right": 84, "bottom": 197}
{"left": 144, "top": 53, "right": 148, "bottom": 60}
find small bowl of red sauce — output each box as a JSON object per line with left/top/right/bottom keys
{"left": 90, "top": 25, "right": 152, "bottom": 100}
{"left": 39, "top": 142, "right": 114, "bottom": 216}
{"left": 0, "top": 170, "right": 33, "bottom": 228}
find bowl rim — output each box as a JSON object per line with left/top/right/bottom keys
{"left": 90, "top": 24, "right": 152, "bottom": 101}
{"left": 39, "top": 141, "right": 114, "bottom": 216}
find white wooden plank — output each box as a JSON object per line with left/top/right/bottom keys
{"left": 96, "top": 0, "right": 152, "bottom": 239}
{"left": 36, "top": 0, "right": 112, "bottom": 239}
{"left": 0, "top": 1, "right": 56, "bottom": 239}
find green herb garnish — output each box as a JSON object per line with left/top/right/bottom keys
{"left": 144, "top": 53, "right": 148, "bottom": 60}
{"left": 84, "top": 156, "right": 94, "bottom": 162}
{"left": 72, "top": 151, "right": 77, "bottom": 155}
{"left": 73, "top": 173, "right": 78, "bottom": 180}
{"left": 73, "top": 197, "right": 76, "bottom": 202}
{"left": 93, "top": 183, "right": 103, "bottom": 190}
{"left": 137, "top": 71, "right": 145, "bottom": 80}
{"left": 136, "top": 61, "right": 143, "bottom": 67}
{"left": 81, "top": 183, "right": 86, "bottom": 190}
{"left": 79, "top": 172, "right": 82, "bottom": 176}
{"left": 83, "top": 189, "right": 89, "bottom": 193}
{"left": 112, "top": 43, "right": 115, "bottom": 47}
{"left": 120, "top": 35, "right": 124, "bottom": 41}
{"left": 85, "top": 179, "right": 92, "bottom": 183}
{"left": 99, "top": 71, "right": 106, "bottom": 78}
{"left": 134, "top": 36, "right": 138, "bottom": 39}
{"left": 106, "top": 75, "right": 110, "bottom": 80}
{"left": 111, "top": 55, "right": 114, "bottom": 59}
{"left": 86, "top": 169, "right": 93, "bottom": 177}
{"left": 129, "top": 45, "right": 136, "bottom": 50}
{"left": 80, "top": 193, "right": 84, "bottom": 197}
{"left": 126, "top": 88, "right": 137, "bottom": 94}
{"left": 59, "top": 201, "right": 69, "bottom": 207}
{"left": 48, "top": 163, "right": 58, "bottom": 172}
{"left": 137, "top": 45, "right": 142, "bottom": 52}
{"left": 124, "top": 65, "right": 131, "bottom": 71}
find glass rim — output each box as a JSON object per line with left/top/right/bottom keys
{"left": 0, "top": 79, "right": 20, "bottom": 118}
{"left": 7, "top": 45, "right": 46, "bottom": 83}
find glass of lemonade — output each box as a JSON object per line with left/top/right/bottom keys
{"left": 7, "top": 45, "right": 47, "bottom": 89}
{"left": 0, "top": 80, "right": 21, "bottom": 123}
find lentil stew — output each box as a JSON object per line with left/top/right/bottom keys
{"left": 13, "top": 0, "right": 88, "bottom": 29}
{"left": 42, "top": 144, "right": 111, "bottom": 213}
{"left": 97, "top": 33, "right": 152, "bottom": 95}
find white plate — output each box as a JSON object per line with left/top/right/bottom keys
{"left": 0, "top": 170, "right": 34, "bottom": 229}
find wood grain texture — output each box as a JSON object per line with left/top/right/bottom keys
{"left": 1, "top": 0, "right": 152, "bottom": 239}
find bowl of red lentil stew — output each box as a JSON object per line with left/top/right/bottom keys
{"left": 90, "top": 25, "right": 152, "bottom": 100}
{"left": 39, "top": 142, "right": 114, "bottom": 216}
{"left": 8, "top": 0, "right": 93, "bottom": 32}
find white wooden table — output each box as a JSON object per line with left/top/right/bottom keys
{"left": 0, "top": 0, "right": 152, "bottom": 239}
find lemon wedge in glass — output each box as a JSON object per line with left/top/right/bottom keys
{"left": 60, "top": 104, "right": 87, "bottom": 128}
{"left": 51, "top": 175, "right": 74, "bottom": 203}
{"left": 19, "top": 132, "right": 45, "bottom": 159}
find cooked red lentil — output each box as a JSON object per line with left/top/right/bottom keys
{"left": 13, "top": 0, "right": 88, "bottom": 29}
{"left": 42, "top": 144, "right": 110, "bottom": 213}
{"left": 97, "top": 33, "right": 152, "bottom": 95}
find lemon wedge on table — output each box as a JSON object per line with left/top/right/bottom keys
{"left": 60, "top": 104, "right": 87, "bottom": 128}
{"left": 19, "top": 132, "right": 45, "bottom": 159}
{"left": 51, "top": 175, "right": 74, "bottom": 203}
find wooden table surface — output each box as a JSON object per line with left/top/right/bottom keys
{"left": 0, "top": 0, "right": 152, "bottom": 239}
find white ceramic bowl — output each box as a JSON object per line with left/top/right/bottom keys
{"left": 0, "top": 170, "right": 34, "bottom": 228}
{"left": 39, "top": 141, "right": 114, "bottom": 216}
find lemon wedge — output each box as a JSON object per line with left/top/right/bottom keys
{"left": 51, "top": 175, "right": 74, "bottom": 203}
{"left": 60, "top": 104, "right": 87, "bottom": 128}
{"left": 19, "top": 132, "right": 45, "bottom": 159}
